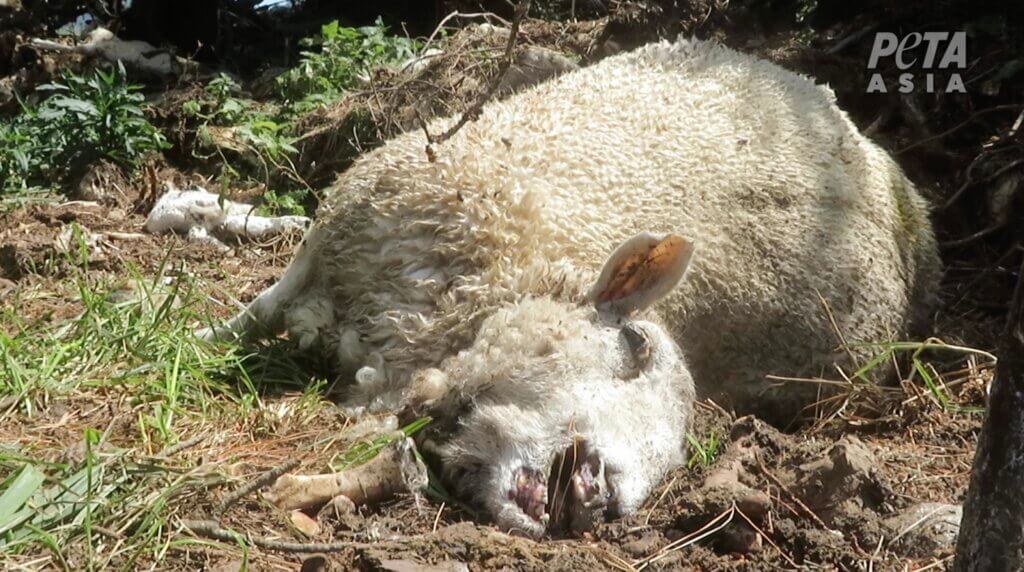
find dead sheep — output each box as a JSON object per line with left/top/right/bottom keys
{"left": 202, "top": 38, "right": 940, "bottom": 537}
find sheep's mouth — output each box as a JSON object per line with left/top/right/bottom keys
{"left": 547, "top": 438, "right": 609, "bottom": 534}
{"left": 509, "top": 466, "right": 548, "bottom": 524}
{"left": 507, "top": 439, "right": 609, "bottom": 535}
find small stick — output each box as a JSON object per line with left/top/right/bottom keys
{"left": 182, "top": 519, "right": 376, "bottom": 553}
{"left": 826, "top": 23, "right": 879, "bottom": 55}
{"left": 886, "top": 504, "right": 949, "bottom": 547}
{"left": 942, "top": 157, "right": 1024, "bottom": 211}
{"left": 940, "top": 221, "right": 1008, "bottom": 249}
{"left": 643, "top": 475, "right": 678, "bottom": 526}
{"left": 419, "top": 0, "right": 533, "bottom": 153}
{"left": 633, "top": 505, "right": 735, "bottom": 571}
{"left": 219, "top": 458, "right": 302, "bottom": 511}
{"left": 588, "top": 546, "right": 637, "bottom": 572}
{"left": 897, "top": 104, "right": 1023, "bottom": 155}
{"left": 103, "top": 231, "right": 149, "bottom": 241}
{"left": 917, "top": 555, "right": 955, "bottom": 572}
{"left": 1010, "top": 107, "right": 1024, "bottom": 137}
{"left": 432, "top": 502, "right": 445, "bottom": 533}
{"left": 154, "top": 435, "right": 205, "bottom": 458}
{"left": 815, "top": 289, "right": 857, "bottom": 367}
{"left": 735, "top": 507, "right": 799, "bottom": 569}
{"left": 422, "top": 11, "right": 511, "bottom": 54}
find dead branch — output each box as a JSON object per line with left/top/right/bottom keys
{"left": 182, "top": 519, "right": 376, "bottom": 553}
{"left": 419, "top": 0, "right": 532, "bottom": 155}
{"left": 942, "top": 157, "right": 1024, "bottom": 211}
{"left": 154, "top": 435, "right": 205, "bottom": 458}
{"left": 219, "top": 457, "right": 302, "bottom": 511}
{"left": 940, "top": 221, "right": 1008, "bottom": 249}
{"left": 897, "top": 105, "right": 1023, "bottom": 155}
{"left": 423, "top": 11, "right": 512, "bottom": 54}
{"left": 826, "top": 23, "right": 879, "bottom": 55}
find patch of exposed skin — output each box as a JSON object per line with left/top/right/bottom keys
{"left": 509, "top": 466, "right": 548, "bottom": 525}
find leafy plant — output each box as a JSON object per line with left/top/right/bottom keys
{"left": 0, "top": 65, "right": 167, "bottom": 200}
{"left": 278, "top": 18, "right": 421, "bottom": 111}
{"left": 186, "top": 74, "right": 299, "bottom": 164}
{"left": 183, "top": 73, "right": 307, "bottom": 211}
{"left": 0, "top": 195, "right": 338, "bottom": 568}
{"left": 258, "top": 189, "right": 307, "bottom": 216}
{"left": 851, "top": 340, "right": 995, "bottom": 413}
{"left": 177, "top": 20, "right": 417, "bottom": 213}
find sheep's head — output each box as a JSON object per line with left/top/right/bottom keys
{"left": 407, "top": 233, "right": 697, "bottom": 537}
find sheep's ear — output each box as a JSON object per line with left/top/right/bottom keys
{"left": 589, "top": 233, "right": 694, "bottom": 317}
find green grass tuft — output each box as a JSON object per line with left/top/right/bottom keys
{"left": 686, "top": 431, "right": 720, "bottom": 469}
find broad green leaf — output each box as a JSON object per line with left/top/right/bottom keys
{"left": 0, "top": 464, "right": 46, "bottom": 527}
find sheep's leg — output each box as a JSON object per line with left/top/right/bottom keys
{"left": 263, "top": 437, "right": 428, "bottom": 511}
{"left": 198, "top": 228, "right": 322, "bottom": 342}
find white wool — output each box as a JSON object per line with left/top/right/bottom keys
{"left": 281, "top": 38, "right": 937, "bottom": 418}
{"left": 219, "top": 37, "right": 939, "bottom": 418}
{"left": 145, "top": 187, "right": 309, "bottom": 247}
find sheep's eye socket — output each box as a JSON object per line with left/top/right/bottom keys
{"left": 621, "top": 323, "right": 652, "bottom": 367}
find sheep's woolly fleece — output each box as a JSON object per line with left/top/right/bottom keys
{"left": 145, "top": 187, "right": 308, "bottom": 248}
{"left": 223, "top": 37, "right": 941, "bottom": 419}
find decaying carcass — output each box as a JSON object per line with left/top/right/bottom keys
{"left": 203, "top": 38, "right": 940, "bottom": 537}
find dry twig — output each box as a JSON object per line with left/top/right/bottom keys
{"left": 219, "top": 457, "right": 302, "bottom": 511}
{"left": 418, "top": 0, "right": 532, "bottom": 156}
{"left": 941, "top": 150, "right": 1022, "bottom": 211}
{"left": 735, "top": 506, "right": 800, "bottom": 568}
{"left": 154, "top": 435, "right": 205, "bottom": 458}
{"left": 754, "top": 453, "right": 837, "bottom": 535}
{"left": 898, "top": 105, "right": 1023, "bottom": 155}
{"left": 182, "top": 519, "right": 375, "bottom": 553}
{"left": 633, "top": 505, "right": 736, "bottom": 571}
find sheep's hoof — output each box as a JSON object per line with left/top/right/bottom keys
{"left": 195, "top": 324, "right": 236, "bottom": 343}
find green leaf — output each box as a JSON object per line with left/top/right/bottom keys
{"left": 321, "top": 20, "right": 340, "bottom": 41}
{"left": 0, "top": 464, "right": 46, "bottom": 528}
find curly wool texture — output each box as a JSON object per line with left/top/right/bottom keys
{"left": 284, "top": 38, "right": 939, "bottom": 417}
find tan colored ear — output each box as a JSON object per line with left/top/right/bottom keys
{"left": 590, "top": 233, "right": 694, "bottom": 316}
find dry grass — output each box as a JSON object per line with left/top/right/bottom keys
{"left": 0, "top": 231, "right": 432, "bottom": 570}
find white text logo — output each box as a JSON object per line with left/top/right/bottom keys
{"left": 866, "top": 32, "right": 967, "bottom": 94}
